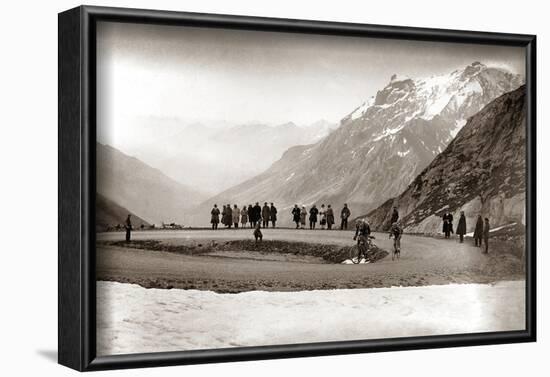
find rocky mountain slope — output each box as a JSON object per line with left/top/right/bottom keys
{"left": 366, "top": 85, "right": 526, "bottom": 234}
{"left": 195, "top": 62, "right": 522, "bottom": 225}
{"left": 97, "top": 143, "right": 207, "bottom": 225}
{"left": 96, "top": 193, "right": 150, "bottom": 232}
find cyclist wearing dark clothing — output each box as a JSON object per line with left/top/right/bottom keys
{"left": 354, "top": 219, "right": 371, "bottom": 239}
{"left": 353, "top": 219, "right": 371, "bottom": 262}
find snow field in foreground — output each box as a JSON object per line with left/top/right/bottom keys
{"left": 97, "top": 281, "right": 525, "bottom": 355}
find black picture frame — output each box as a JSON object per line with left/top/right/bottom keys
{"left": 58, "top": 5, "right": 537, "bottom": 372}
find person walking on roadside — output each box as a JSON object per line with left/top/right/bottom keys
{"left": 241, "top": 205, "right": 248, "bottom": 228}
{"left": 125, "top": 214, "right": 132, "bottom": 242}
{"left": 309, "top": 205, "right": 319, "bottom": 230}
{"left": 456, "top": 211, "right": 467, "bottom": 243}
{"left": 253, "top": 202, "right": 261, "bottom": 227}
{"left": 210, "top": 204, "right": 220, "bottom": 230}
{"left": 483, "top": 217, "right": 490, "bottom": 253}
{"left": 232, "top": 204, "right": 240, "bottom": 229}
{"left": 269, "top": 203, "right": 278, "bottom": 228}
{"left": 442, "top": 210, "right": 453, "bottom": 239}
{"left": 262, "top": 202, "right": 270, "bottom": 228}
{"left": 300, "top": 206, "right": 307, "bottom": 229}
{"left": 473, "top": 215, "right": 483, "bottom": 247}
{"left": 326, "top": 205, "right": 335, "bottom": 230}
{"left": 340, "top": 203, "right": 351, "bottom": 230}
{"left": 248, "top": 204, "right": 254, "bottom": 228}
{"left": 319, "top": 204, "right": 327, "bottom": 229}
{"left": 292, "top": 204, "right": 301, "bottom": 228}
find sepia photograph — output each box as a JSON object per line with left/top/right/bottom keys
{"left": 94, "top": 20, "right": 528, "bottom": 356}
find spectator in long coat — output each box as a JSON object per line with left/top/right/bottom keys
{"left": 248, "top": 204, "right": 254, "bottom": 228}
{"left": 442, "top": 210, "right": 453, "bottom": 238}
{"left": 456, "top": 211, "right": 467, "bottom": 243}
{"left": 241, "top": 206, "right": 248, "bottom": 227}
{"left": 232, "top": 204, "right": 241, "bottom": 228}
{"left": 390, "top": 207, "right": 399, "bottom": 225}
{"left": 326, "top": 205, "right": 335, "bottom": 230}
{"left": 225, "top": 204, "right": 233, "bottom": 228}
{"left": 253, "top": 202, "right": 262, "bottom": 227}
{"left": 483, "top": 218, "right": 490, "bottom": 254}
{"left": 319, "top": 204, "right": 327, "bottom": 229}
{"left": 269, "top": 203, "right": 278, "bottom": 228}
{"left": 300, "top": 206, "right": 307, "bottom": 228}
{"left": 261, "top": 202, "right": 270, "bottom": 228}
{"left": 291, "top": 205, "right": 301, "bottom": 228}
{"left": 473, "top": 215, "right": 484, "bottom": 247}
{"left": 309, "top": 205, "right": 319, "bottom": 230}
{"left": 221, "top": 205, "right": 227, "bottom": 226}
{"left": 211, "top": 204, "right": 220, "bottom": 230}
{"left": 340, "top": 204, "right": 351, "bottom": 230}
{"left": 125, "top": 214, "right": 132, "bottom": 242}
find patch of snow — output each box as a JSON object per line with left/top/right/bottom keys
{"left": 285, "top": 172, "right": 295, "bottom": 181}
{"left": 397, "top": 149, "right": 411, "bottom": 157}
{"left": 97, "top": 281, "right": 526, "bottom": 355}
{"left": 350, "top": 97, "right": 374, "bottom": 120}
{"left": 403, "top": 138, "right": 407, "bottom": 144}
{"left": 451, "top": 119, "right": 468, "bottom": 138}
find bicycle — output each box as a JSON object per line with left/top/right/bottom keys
{"left": 349, "top": 235, "right": 375, "bottom": 264}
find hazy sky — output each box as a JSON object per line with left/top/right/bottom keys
{"left": 96, "top": 21, "right": 525, "bottom": 147}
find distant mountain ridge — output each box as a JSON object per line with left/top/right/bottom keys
{"left": 97, "top": 143, "right": 207, "bottom": 225}
{"left": 123, "top": 119, "right": 336, "bottom": 195}
{"left": 194, "top": 62, "right": 523, "bottom": 225}
{"left": 366, "top": 85, "right": 526, "bottom": 233}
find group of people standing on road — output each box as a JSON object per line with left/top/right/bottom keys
{"left": 441, "top": 209, "right": 491, "bottom": 253}
{"left": 210, "top": 202, "right": 278, "bottom": 230}
{"left": 291, "top": 203, "right": 352, "bottom": 230}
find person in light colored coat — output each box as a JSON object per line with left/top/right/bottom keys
{"left": 232, "top": 204, "right": 241, "bottom": 228}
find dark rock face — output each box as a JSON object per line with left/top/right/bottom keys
{"left": 195, "top": 63, "right": 522, "bottom": 226}
{"left": 366, "top": 85, "right": 526, "bottom": 234}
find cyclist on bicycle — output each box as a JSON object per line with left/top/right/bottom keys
{"left": 353, "top": 218, "right": 372, "bottom": 261}
{"left": 389, "top": 221, "right": 403, "bottom": 260}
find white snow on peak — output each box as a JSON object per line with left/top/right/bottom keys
{"left": 350, "top": 97, "right": 375, "bottom": 120}
{"left": 451, "top": 119, "right": 467, "bottom": 138}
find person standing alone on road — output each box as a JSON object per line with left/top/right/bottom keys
{"left": 125, "top": 214, "right": 132, "bottom": 242}
{"left": 340, "top": 204, "right": 351, "bottom": 230}
{"left": 483, "top": 217, "right": 490, "bottom": 253}
{"left": 309, "top": 205, "right": 319, "bottom": 230}
{"left": 262, "top": 202, "right": 270, "bottom": 228}
{"left": 292, "top": 204, "right": 301, "bottom": 228}
{"left": 270, "top": 203, "right": 278, "bottom": 228}
{"left": 232, "top": 204, "right": 240, "bottom": 229}
{"left": 211, "top": 204, "right": 220, "bottom": 230}
{"left": 456, "top": 211, "right": 467, "bottom": 243}
{"left": 473, "top": 214, "right": 483, "bottom": 247}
